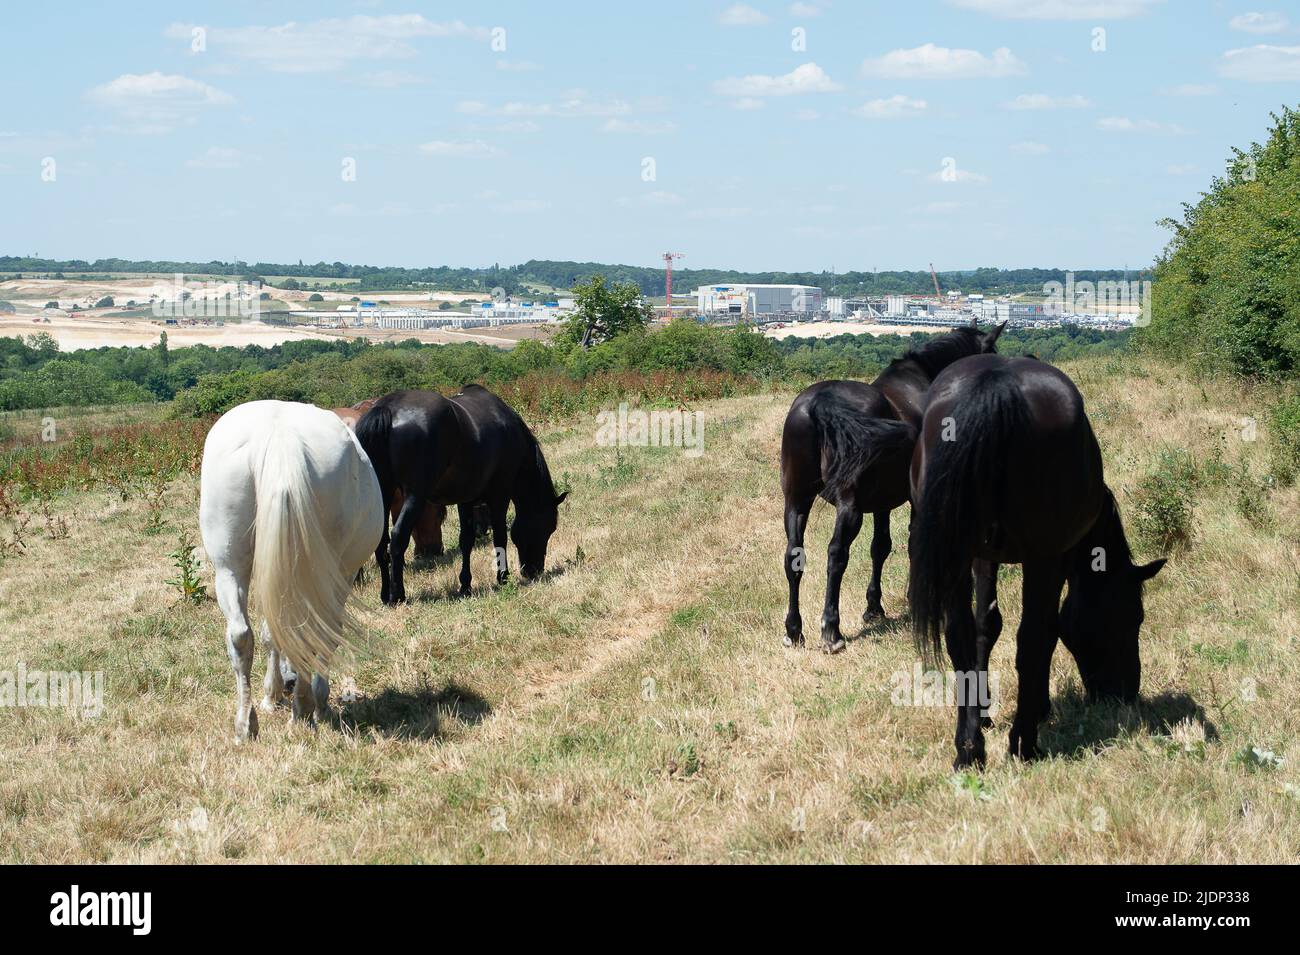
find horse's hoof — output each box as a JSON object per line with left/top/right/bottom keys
{"left": 822, "top": 637, "right": 846, "bottom": 655}
{"left": 862, "top": 609, "right": 886, "bottom": 625}
{"left": 783, "top": 633, "right": 805, "bottom": 648}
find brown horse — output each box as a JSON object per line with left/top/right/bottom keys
{"left": 333, "top": 399, "right": 446, "bottom": 558}
{"left": 780, "top": 323, "right": 1005, "bottom": 653}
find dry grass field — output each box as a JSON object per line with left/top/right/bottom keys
{"left": 0, "top": 354, "right": 1296, "bottom": 863}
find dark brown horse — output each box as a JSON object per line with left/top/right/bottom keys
{"left": 908, "top": 355, "right": 1165, "bottom": 769}
{"left": 355, "top": 385, "right": 566, "bottom": 605}
{"left": 780, "top": 323, "right": 1005, "bottom": 653}
{"left": 333, "top": 399, "right": 447, "bottom": 558}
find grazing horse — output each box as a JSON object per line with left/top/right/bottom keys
{"left": 355, "top": 384, "right": 567, "bottom": 605}
{"left": 199, "top": 400, "right": 383, "bottom": 741}
{"left": 908, "top": 355, "right": 1165, "bottom": 768}
{"left": 780, "top": 322, "right": 1005, "bottom": 653}
{"left": 333, "top": 399, "right": 447, "bottom": 557}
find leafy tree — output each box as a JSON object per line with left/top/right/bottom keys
{"left": 94, "top": 296, "right": 114, "bottom": 307}
{"left": 1138, "top": 105, "right": 1300, "bottom": 377}
{"left": 559, "top": 275, "right": 652, "bottom": 348}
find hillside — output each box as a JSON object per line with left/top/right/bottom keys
{"left": 0, "top": 353, "right": 1295, "bottom": 863}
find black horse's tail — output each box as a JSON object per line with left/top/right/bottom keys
{"left": 909, "top": 368, "right": 1028, "bottom": 661}
{"left": 354, "top": 402, "right": 395, "bottom": 502}
{"left": 809, "top": 390, "right": 917, "bottom": 503}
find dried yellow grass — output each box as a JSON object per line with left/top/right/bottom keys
{"left": 0, "top": 354, "right": 1296, "bottom": 863}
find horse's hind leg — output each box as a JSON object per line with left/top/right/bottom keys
{"left": 943, "top": 568, "right": 984, "bottom": 769}
{"left": 389, "top": 492, "right": 425, "bottom": 604}
{"left": 1008, "top": 559, "right": 1065, "bottom": 762}
{"left": 290, "top": 671, "right": 318, "bottom": 728}
{"left": 259, "top": 621, "right": 284, "bottom": 712}
{"left": 819, "top": 502, "right": 863, "bottom": 654}
{"left": 863, "top": 509, "right": 892, "bottom": 623}
{"left": 974, "top": 560, "right": 1002, "bottom": 727}
{"left": 488, "top": 498, "right": 509, "bottom": 584}
{"left": 783, "top": 496, "right": 812, "bottom": 647}
{"left": 213, "top": 566, "right": 258, "bottom": 743}
{"left": 456, "top": 502, "right": 477, "bottom": 596}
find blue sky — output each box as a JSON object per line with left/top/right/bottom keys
{"left": 2, "top": 1, "right": 1297, "bottom": 272}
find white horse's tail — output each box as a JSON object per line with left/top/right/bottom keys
{"left": 250, "top": 427, "right": 359, "bottom": 677}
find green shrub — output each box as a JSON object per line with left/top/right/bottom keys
{"left": 1129, "top": 448, "right": 1197, "bottom": 553}
{"left": 1269, "top": 393, "right": 1300, "bottom": 486}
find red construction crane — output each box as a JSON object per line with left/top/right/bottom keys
{"left": 930, "top": 262, "right": 942, "bottom": 301}
{"left": 663, "top": 252, "right": 685, "bottom": 318}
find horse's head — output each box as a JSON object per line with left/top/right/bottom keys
{"left": 511, "top": 490, "right": 567, "bottom": 579}
{"left": 1061, "top": 548, "right": 1165, "bottom": 703}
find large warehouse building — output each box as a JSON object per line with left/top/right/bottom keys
{"left": 695, "top": 283, "right": 823, "bottom": 317}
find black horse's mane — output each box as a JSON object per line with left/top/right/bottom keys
{"left": 892, "top": 326, "right": 984, "bottom": 379}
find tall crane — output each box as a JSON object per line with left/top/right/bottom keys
{"left": 663, "top": 252, "right": 685, "bottom": 318}
{"left": 929, "top": 262, "right": 942, "bottom": 301}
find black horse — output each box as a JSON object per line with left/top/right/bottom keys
{"left": 780, "top": 322, "right": 1005, "bottom": 653}
{"left": 908, "top": 355, "right": 1165, "bottom": 768}
{"left": 355, "top": 384, "right": 567, "bottom": 605}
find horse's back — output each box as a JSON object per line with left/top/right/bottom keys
{"left": 201, "top": 400, "right": 383, "bottom": 569}
{"left": 375, "top": 385, "right": 534, "bottom": 503}
{"left": 782, "top": 380, "right": 897, "bottom": 503}
{"left": 919, "top": 355, "right": 1103, "bottom": 560}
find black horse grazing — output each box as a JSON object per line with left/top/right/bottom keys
{"left": 780, "top": 323, "right": 1005, "bottom": 653}
{"left": 908, "top": 355, "right": 1165, "bottom": 768}
{"left": 355, "top": 385, "right": 567, "bottom": 605}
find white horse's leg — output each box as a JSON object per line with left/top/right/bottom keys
{"left": 260, "top": 621, "right": 282, "bottom": 712}
{"left": 214, "top": 567, "right": 258, "bottom": 742}
{"left": 312, "top": 674, "right": 330, "bottom": 722}
{"left": 290, "top": 670, "right": 317, "bottom": 728}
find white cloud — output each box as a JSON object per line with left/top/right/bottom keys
{"left": 457, "top": 93, "right": 631, "bottom": 117}
{"left": 687, "top": 206, "right": 753, "bottom": 219}
{"left": 1229, "top": 12, "right": 1290, "bottom": 34}
{"left": 418, "top": 139, "right": 502, "bottom": 157}
{"left": 1096, "top": 116, "right": 1185, "bottom": 133}
{"left": 164, "top": 15, "right": 486, "bottom": 73}
{"left": 1003, "top": 92, "right": 1091, "bottom": 109}
{"left": 714, "top": 62, "right": 841, "bottom": 96}
{"left": 928, "top": 167, "right": 990, "bottom": 183}
{"left": 946, "top": 0, "right": 1162, "bottom": 18}
{"left": 719, "top": 4, "right": 770, "bottom": 25}
{"left": 852, "top": 95, "right": 928, "bottom": 118}
{"left": 789, "top": 2, "right": 823, "bottom": 15}
{"left": 86, "top": 72, "right": 233, "bottom": 131}
{"left": 732, "top": 97, "right": 766, "bottom": 110}
{"left": 1009, "top": 140, "right": 1050, "bottom": 154}
{"left": 355, "top": 70, "right": 430, "bottom": 89}
{"left": 861, "top": 44, "right": 1027, "bottom": 79}
{"left": 1217, "top": 45, "right": 1300, "bottom": 82}
{"left": 1159, "top": 83, "right": 1218, "bottom": 96}
{"left": 492, "top": 120, "right": 543, "bottom": 133}
{"left": 186, "top": 146, "right": 255, "bottom": 169}
{"left": 1166, "top": 163, "right": 1197, "bottom": 175}
{"left": 602, "top": 118, "right": 677, "bottom": 134}
{"left": 618, "top": 190, "right": 684, "bottom": 207}
{"left": 493, "top": 198, "right": 549, "bottom": 214}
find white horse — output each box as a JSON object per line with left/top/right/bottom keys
{"left": 199, "top": 400, "right": 383, "bottom": 741}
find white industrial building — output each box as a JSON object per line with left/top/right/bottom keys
{"left": 695, "top": 283, "right": 823, "bottom": 317}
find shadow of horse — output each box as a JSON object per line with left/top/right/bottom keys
{"left": 408, "top": 561, "right": 572, "bottom": 604}
{"left": 334, "top": 679, "right": 491, "bottom": 741}
{"left": 1034, "top": 688, "right": 1217, "bottom": 759}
